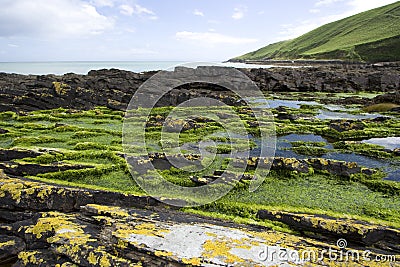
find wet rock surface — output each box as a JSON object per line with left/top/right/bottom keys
{"left": 0, "top": 65, "right": 399, "bottom": 112}
{"left": 1, "top": 174, "right": 399, "bottom": 266}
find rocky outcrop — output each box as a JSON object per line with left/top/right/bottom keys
{"left": 240, "top": 64, "right": 400, "bottom": 93}
{"left": 1, "top": 174, "right": 398, "bottom": 266}
{"left": 0, "top": 69, "right": 152, "bottom": 112}
{"left": 372, "top": 91, "right": 400, "bottom": 105}
{"left": 1, "top": 65, "right": 399, "bottom": 112}
{"left": 256, "top": 210, "right": 400, "bottom": 253}
{"left": 129, "top": 153, "right": 373, "bottom": 180}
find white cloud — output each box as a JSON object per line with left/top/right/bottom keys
{"left": 176, "top": 31, "right": 257, "bottom": 45}
{"left": 193, "top": 9, "right": 204, "bottom": 17}
{"left": 315, "top": 0, "right": 344, "bottom": 7}
{"left": 0, "top": 0, "right": 114, "bottom": 37}
{"left": 278, "top": 21, "right": 322, "bottom": 39}
{"left": 126, "top": 48, "right": 157, "bottom": 56}
{"left": 119, "top": 4, "right": 158, "bottom": 20}
{"left": 280, "top": 0, "right": 398, "bottom": 40}
{"left": 90, "top": 0, "right": 115, "bottom": 7}
{"left": 207, "top": 19, "right": 220, "bottom": 24}
{"left": 309, "top": 9, "right": 320, "bottom": 13}
{"left": 346, "top": 0, "right": 399, "bottom": 13}
{"left": 120, "top": 4, "right": 134, "bottom": 15}
{"left": 232, "top": 6, "right": 247, "bottom": 20}
{"left": 8, "top": 44, "right": 19, "bottom": 48}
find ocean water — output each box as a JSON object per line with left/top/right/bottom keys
{"left": 0, "top": 61, "right": 275, "bottom": 75}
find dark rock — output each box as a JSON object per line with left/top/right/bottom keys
{"left": 256, "top": 210, "right": 400, "bottom": 252}
{"left": 361, "top": 168, "right": 376, "bottom": 176}
{"left": 371, "top": 116, "right": 391, "bottom": 122}
{"left": 0, "top": 128, "right": 9, "bottom": 134}
{"left": 0, "top": 161, "right": 94, "bottom": 176}
{"left": 0, "top": 148, "right": 42, "bottom": 161}
{"left": 307, "top": 158, "right": 361, "bottom": 177}
{"left": 0, "top": 235, "right": 26, "bottom": 265}
{"left": 1, "top": 65, "right": 400, "bottom": 112}
{"left": 0, "top": 209, "right": 34, "bottom": 222}
{"left": 329, "top": 120, "right": 364, "bottom": 132}
{"left": 276, "top": 112, "right": 311, "bottom": 121}
{"left": 373, "top": 91, "right": 400, "bottom": 105}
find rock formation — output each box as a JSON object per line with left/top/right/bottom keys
{"left": 1, "top": 173, "right": 398, "bottom": 266}
{"left": 1, "top": 65, "right": 399, "bottom": 112}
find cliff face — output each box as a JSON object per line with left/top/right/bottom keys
{"left": 0, "top": 65, "right": 399, "bottom": 112}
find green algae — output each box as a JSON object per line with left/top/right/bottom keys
{"left": 0, "top": 92, "right": 399, "bottom": 232}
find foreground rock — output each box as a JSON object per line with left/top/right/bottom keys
{"left": 257, "top": 210, "right": 400, "bottom": 253}
{"left": 1, "top": 174, "right": 399, "bottom": 266}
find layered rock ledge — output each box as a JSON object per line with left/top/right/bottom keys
{"left": 1, "top": 173, "right": 399, "bottom": 266}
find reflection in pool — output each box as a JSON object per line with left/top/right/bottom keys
{"left": 316, "top": 110, "right": 381, "bottom": 120}
{"left": 254, "top": 134, "right": 400, "bottom": 181}
{"left": 362, "top": 137, "right": 400, "bottom": 150}
{"left": 251, "top": 98, "right": 383, "bottom": 121}
{"left": 252, "top": 99, "right": 319, "bottom": 109}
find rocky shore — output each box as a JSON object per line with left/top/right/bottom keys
{"left": 1, "top": 172, "right": 399, "bottom": 266}
{"left": 0, "top": 64, "right": 399, "bottom": 112}
{"left": 1, "top": 64, "right": 400, "bottom": 266}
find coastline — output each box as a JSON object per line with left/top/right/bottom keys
{"left": 228, "top": 59, "right": 400, "bottom": 67}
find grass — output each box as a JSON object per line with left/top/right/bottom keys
{"left": 333, "top": 141, "right": 396, "bottom": 159}
{"left": 233, "top": 2, "right": 400, "bottom": 62}
{"left": 1, "top": 96, "right": 399, "bottom": 230}
{"left": 178, "top": 169, "right": 400, "bottom": 228}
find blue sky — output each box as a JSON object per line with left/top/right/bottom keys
{"left": 0, "top": 0, "right": 397, "bottom": 62}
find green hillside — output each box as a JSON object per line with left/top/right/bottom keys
{"left": 234, "top": 1, "right": 400, "bottom": 63}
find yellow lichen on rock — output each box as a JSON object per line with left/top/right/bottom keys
{"left": 0, "top": 239, "right": 15, "bottom": 247}
{"left": 18, "top": 251, "right": 38, "bottom": 265}
{"left": 132, "top": 222, "right": 170, "bottom": 237}
{"left": 25, "top": 211, "right": 90, "bottom": 245}
{"left": 37, "top": 185, "right": 54, "bottom": 200}
{"left": 99, "top": 254, "right": 111, "bottom": 267}
{"left": 85, "top": 203, "right": 130, "bottom": 218}
{"left": 0, "top": 180, "right": 24, "bottom": 203}
{"left": 182, "top": 257, "right": 201, "bottom": 266}
{"left": 202, "top": 239, "right": 244, "bottom": 264}
{"left": 88, "top": 251, "right": 98, "bottom": 265}
{"left": 154, "top": 250, "right": 173, "bottom": 257}
{"left": 53, "top": 82, "right": 70, "bottom": 95}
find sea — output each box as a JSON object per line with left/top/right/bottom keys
{"left": 0, "top": 61, "right": 275, "bottom": 75}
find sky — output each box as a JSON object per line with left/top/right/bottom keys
{"left": 0, "top": 0, "right": 398, "bottom": 62}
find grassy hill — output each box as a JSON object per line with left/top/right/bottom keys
{"left": 233, "top": 1, "right": 400, "bottom": 63}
